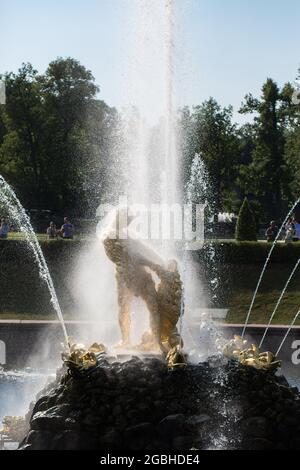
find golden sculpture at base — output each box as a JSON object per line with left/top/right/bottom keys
{"left": 166, "top": 345, "right": 187, "bottom": 370}
{"left": 101, "top": 207, "right": 187, "bottom": 368}
{"left": 62, "top": 339, "right": 106, "bottom": 371}
{"left": 223, "top": 335, "right": 281, "bottom": 371}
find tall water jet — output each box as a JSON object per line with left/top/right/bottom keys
{"left": 183, "top": 154, "right": 220, "bottom": 357}
{"left": 0, "top": 175, "right": 68, "bottom": 346}
{"left": 162, "top": 0, "right": 178, "bottom": 208}
{"left": 78, "top": 0, "right": 183, "bottom": 344}
{"left": 74, "top": 1, "right": 203, "bottom": 351}
{"left": 121, "top": 0, "right": 194, "bottom": 346}
{"left": 120, "top": 0, "right": 180, "bottom": 212}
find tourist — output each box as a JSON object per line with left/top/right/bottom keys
{"left": 285, "top": 218, "right": 295, "bottom": 243}
{"left": 60, "top": 217, "right": 74, "bottom": 239}
{"left": 0, "top": 219, "right": 9, "bottom": 239}
{"left": 265, "top": 220, "right": 278, "bottom": 242}
{"left": 292, "top": 217, "right": 300, "bottom": 242}
{"left": 46, "top": 221, "right": 57, "bottom": 239}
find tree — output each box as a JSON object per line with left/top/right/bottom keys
{"left": 179, "top": 99, "right": 239, "bottom": 218}
{"left": 239, "top": 78, "right": 293, "bottom": 221}
{"left": 0, "top": 63, "right": 45, "bottom": 206}
{"left": 235, "top": 197, "right": 257, "bottom": 241}
{"left": 0, "top": 58, "right": 117, "bottom": 215}
{"left": 38, "top": 57, "right": 99, "bottom": 212}
{"left": 284, "top": 68, "right": 300, "bottom": 204}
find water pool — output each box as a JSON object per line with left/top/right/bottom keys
{"left": 0, "top": 369, "right": 54, "bottom": 424}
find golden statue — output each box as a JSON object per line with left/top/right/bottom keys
{"left": 148, "top": 259, "right": 183, "bottom": 353}
{"left": 104, "top": 236, "right": 161, "bottom": 349}
{"left": 62, "top": 339, "right": 106, "bottom": 371}
{"left": 101, "top": 207, "right": 185, "bottom": 363}
{"left": 102, "top": 208, "right": 161, "bottom": 350}
{"left": 223, "top": 335, "right": 281, "bottom": 371}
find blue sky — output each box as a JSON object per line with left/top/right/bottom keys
{"left": 1, "top": 0, "right": 300, "bottom": 124}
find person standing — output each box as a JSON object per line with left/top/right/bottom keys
{"left": 0, "top": 219, "right": 9, "bottom": 239}
{"left": 60, "top": 217, "right": 74, "bottom": 240}
{"left": 285, "top": 218, "right": 295, "bottom": 243}
{"left": 292, "top": 217, "right": 300, "bottom": 242}
{"left": 46, "top": 221, "right": 57, "bottom": 239}
{"left": 265, "top": 220, "right": 278, "bottom": 242}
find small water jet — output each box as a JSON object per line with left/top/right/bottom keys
{"left": 242, "top": 197, "right": 300, "bottom": 339}
{"left": 0, "top": 175, "right": 68, "bottom": 346}
{"left": 276, "top": 304, "right": 300, "bottom": 356}
{"left": 259, "top": 257, "right": 300, "bottom": 349}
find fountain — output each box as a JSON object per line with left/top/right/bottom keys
{"left": 2, "top": 0, "right": 300, "bottom": 452}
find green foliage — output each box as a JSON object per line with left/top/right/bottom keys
{"left": 0, "top": 59, "right": 117, "bottom": 216}
{"left": 200, "top": 240, "right": 300, "bottom": 265}
{"left": 1, "top": 239, "right": 299, "bottom": 318}
{"left": 179, "top": 98, "right": 239, "bottom": 217}
{"left": 179, "top": 72, "right": 300, "bottom": 225}
{"left": 1, "top": 58, "right": 300, "bottom": 225}
{"left": 235, "top": 198, "right": 257, "bottom": 241}
{"left": 0, "top": 239, "right": 83, "bottom": 315}
{"left": 238, "top": 78, "right": 295, "bottom": 221}
{"left": 284, "top": 68, "right": 300, "bottom": 204}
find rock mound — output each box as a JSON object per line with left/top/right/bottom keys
{"left": 19, "top": 356, "right": 300, "bottom": 450}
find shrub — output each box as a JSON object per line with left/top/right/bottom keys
{"left": 235, "top": 198, "right": 257, "bottom": 241}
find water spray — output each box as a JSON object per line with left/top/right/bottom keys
{"left": 259, "top": 257, "right": 300, "bottom": 349}
{"left": 242, "top": 197, "right": 300, "bottom": 339}
{"left": 0, "top": 175, "right": 69, "bottom": 348}
{"left": 276, "top": 305, "right": 300, "bottom": 356}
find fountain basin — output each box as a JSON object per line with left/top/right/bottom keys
{"left": 1, "top": 321, "right": 300, "bottom": 368}
{"left": 19, "top": 357, "right": 300, "bottom": 450}
{"left": 0, "top": 369, "right": 53, "bottom": 449}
